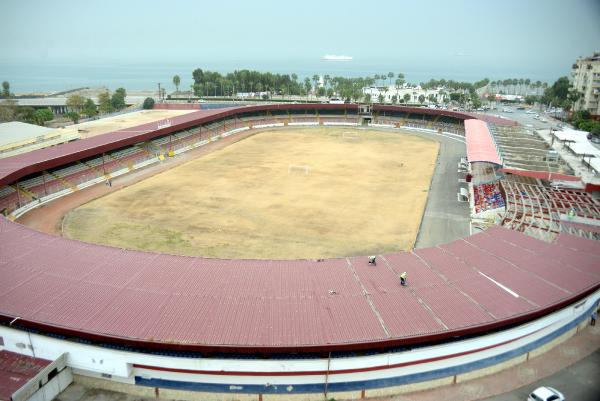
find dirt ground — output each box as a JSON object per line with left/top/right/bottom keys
{"left": 62, "top": 128, "right": 438, "bottom": 259}
{"left": 51, "top": 109, "right": 196, "bottom": 139}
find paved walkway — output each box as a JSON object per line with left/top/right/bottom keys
{"left": 370, "top": 323, "right": 600, "bottom": 401}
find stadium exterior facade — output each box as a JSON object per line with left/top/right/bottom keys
{"left": 0, "top": 104, "right": 598, "bottom": 400}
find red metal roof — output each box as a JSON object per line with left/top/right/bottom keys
{"left": 0, "top": 104, "right": 360, "bottom": 186}
{"left": 0, "top": 216, "right": 598, "bottom": 353}
{"left": 465, "top": 119, "right": 503, "bottom": 164}
{"left": 0, "top": 351, "right": 51, "bottom": 401}
{"left": 464, "top": 113, "right": 519, "bottom": 126}
{"left": 0, "top": 109, "right": 229, "bottom": 186}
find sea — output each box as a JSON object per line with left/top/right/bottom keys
{"left": 0, "top": 59, "right": 561, "bottom": 94}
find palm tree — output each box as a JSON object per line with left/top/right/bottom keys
{"left": 324, "top": 74, "right": 331, "bottom": 89}
{"left": 374, "top": 74, "right": 380, "bottom": 87}
{"left": 312, "top": 75, "right": 319, "bottom": 93}
{"left": 304, "top": 77, "right": 312, "bottom": 101}
{"left": 518, "top": 78, "right": 524, "bottom": 95}
{"left": 172, "top": 75, "right": 181, "bottom": 92}
{"left": 524, "top": 78, "right": 531, "bottom": 95}
{"left": 397, "top": 73, "right": 405, "bottom": 86}
{"left": 387, "top": 72, "right": 394, "bottom": 85}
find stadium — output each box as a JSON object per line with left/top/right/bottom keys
{"left": 0, "top": 103, "right": 599, "bottom": 400}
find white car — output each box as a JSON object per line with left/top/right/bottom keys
{"left": 527, "top": 386, "right": 565, "bottom": 401}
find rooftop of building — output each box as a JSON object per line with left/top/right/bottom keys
{"left": 0, "top": 350, "right": 52, "bottom": 401}
{"left": 0, "top": 122, "right": 55, "bottom": 148}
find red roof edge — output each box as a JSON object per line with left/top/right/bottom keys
{"left": 499, "top": 168, "right": 581, "bottom": 182}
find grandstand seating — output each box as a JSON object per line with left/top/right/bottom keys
{"left": 489, "top": 124, "right": 573, "bottom": 174}
{"left": 473, "top": 182, "right": 505, "bottom": 214}
{"left": 501, "top": 179, "right": 600, "bottom": 241}
{"left": 374, "top": 116, "right": 465, "bottom": 134}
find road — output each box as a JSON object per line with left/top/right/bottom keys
{"left": 414, "top": 131, "right": 471, "bottom": 248}
{"left": 482, "top": 349, "right": 600, "bottom": 401}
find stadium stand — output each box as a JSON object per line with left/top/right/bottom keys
{"left": 501, "top": 178, "right": 600, "bottom": 241}
{"left": 490, "top": 124, "right": 573, "bottom": 174}
{"left": 0, "top": 104, "right": 598, "bottom": 398}
{"left": 473, "top": 182, "right": 505, "bottom": 213}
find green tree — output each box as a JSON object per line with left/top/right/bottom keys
{"left": 524, "top": 95, "right": 538, "bottom": 105}
{"left": 0, "top": 99, "right": 17, "bottom": 121}
{"left": 33, "top": 108, "right": 53, "bottom": 126}
{"left": 173, "top": 75, "right": 181, "bottom": 92}
{"left": 66, "top": 94, "right": 85, "bottom": 112}
{"left": 111, "top": 87, "right": 127, "bottom": 110}
{"left": 83, "top": 98, "right": 97, "bottom": 117}
{"left": 66, "top": 111, "right": 80, "bottom": 124}
{"left": 16, "top": 107, "right": 36, "bottom": 123}
{"left": 98, "top": 91, "right": 113, "bottom": 114}
{"left": 312, "top": 74, "right": 319, "bottom": 93}
{"left": 418, "top": 94, "right": 425, "bottom": 104}
{"left": 391, "top": 94, "right": 398, "bottom": 104}
{"left": 304, "top": 77, "right": 312, "bottom": 100}
{"left": 387, "top": 72, "right": 394, "bottom": 85}
{"left": 403, "top": 93, "right": 411, "bottom": 103}
{"left": 1, "top": 81, "right": 10, "bottom": 98}
{"left": 378, "top": 94, "right": 384, "bottom": 103}
{"left": 143, "top": 97, "right": 155, "bottom": 109}
{"left": 364, "top": 93, "right": 372, "bottom": 103}
{"left": 541, "top": 76, "right": 570, "bottom": 107}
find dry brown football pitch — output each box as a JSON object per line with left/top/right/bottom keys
{"left": 63, "top": 127, "right": 439, "bottom": 259}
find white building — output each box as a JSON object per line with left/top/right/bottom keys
{"left": 362, "top": 85, "right": 447, "bottom": 105}
{"left": 571, "top": 52, "right": 600, "bottom": 118}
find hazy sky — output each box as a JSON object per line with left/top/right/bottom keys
{"left": 1, "top": 0, "right": 600, "bottom": 81}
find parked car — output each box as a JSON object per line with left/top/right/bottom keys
{"left": 527, "top": 386, "right": 565, "bottom": 401}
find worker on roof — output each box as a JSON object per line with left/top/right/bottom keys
{"left": 400, "top": 272, "right": 407, "bottom": 286}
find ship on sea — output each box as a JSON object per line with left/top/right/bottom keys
{"left": 322, "top": 54, "right": 353, "bottom": 61}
